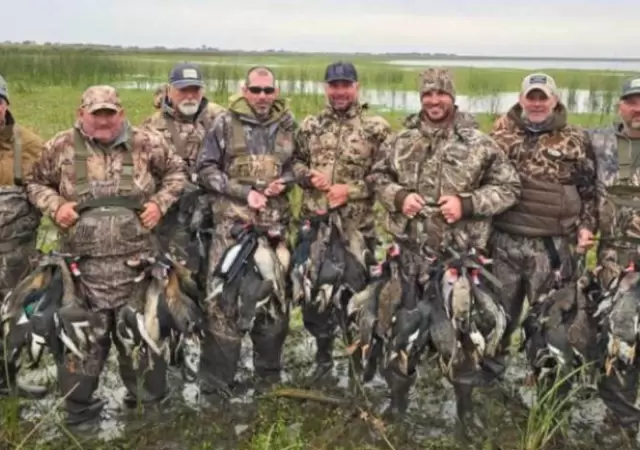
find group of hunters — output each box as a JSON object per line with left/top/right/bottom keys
{"left": 1, "top": 58, "right": 640, "bottom": 444}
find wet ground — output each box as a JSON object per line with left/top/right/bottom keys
{"left": 3, "top": 318, "right": 637, "bottom": 450}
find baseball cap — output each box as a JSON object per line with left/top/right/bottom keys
{"left": 521, "top": 73, "right": 558, "bottom": 97}
{"left": 80, "top": 85, "right": 122, "bottom": 113}
{"left": 620, "top": 77, "right": 640, "bottom": 99}
{"left": 0, "top": 74, "right": 8, "bottom": 104}
{"left": 169, "top": 62, "right": 204, "bottom": 89}
{"left": 324, "top": 62, "right": 358, "bottom": 83}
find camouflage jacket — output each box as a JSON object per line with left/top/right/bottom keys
{"left": 25, "top": 122, "right": 187, "bottom": 308}
{"left": 490, "top": 103, "right": 597, "bottom": 234}
{"left": 140, "top": 97, "right": 225, "bottom": 175}
{"left": 367, "top": 111, "right": 521, "bottom": 252}
{"left": 590, "top": 123, "right": 640, "bottom": 281}
{"left": 293, "top": 102, "right": 391, "bottom": 234}
{"left": 0, "top": 111, "right": 43, "bottom": 256}
{"left": 196, "top": 95, "right": 297, "bottom": 229}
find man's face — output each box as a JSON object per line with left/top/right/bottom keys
{"left": 421, "top": 90, "right": 453, "bottom": 122}
{"left": 168, "top": 84, "right": 203, "bottom": 116}
{"left": 619, "top": 94, "right": 640, "bottom": 131}
{"left": 519, "top": 89, "right": 558, "bottom": 123}
{"left": 325, "top": 80, "right": 358, "bottom": 111}
{"left": 0, "top": 97, "right": 7, "bottom": 123}
{"left": 242, "top": 71, "right": 278, "bottom": 117}
{"left": 78, "top": 108, "right": 125, "bottom": 143}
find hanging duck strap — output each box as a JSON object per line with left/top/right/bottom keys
{"left": 72, "top": 130, "right": 142, "bottom": 212}
{"left": 12, "top": 125, "right": 23, "bottom": 186}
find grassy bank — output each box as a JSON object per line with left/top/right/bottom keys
{"left": 0, "top": 46, "right": 626, "bottom": 450}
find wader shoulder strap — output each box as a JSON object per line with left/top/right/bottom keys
{"left": 230, "top": 115, "right": 247, "bottom": 156}
{"left": 12, "top": 125, "right": 23, "bottom": 186}
{"left": 165, "top": 116, "right": 187, "bottom": 158}
{"left": 73, "top": 129, "right": 135, "bottom": 198}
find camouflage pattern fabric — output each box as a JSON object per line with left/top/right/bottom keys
{"left": 591, "top": 122, "right": 640, "bottom": 431}
{"left": 141, "top": 97, "right": 223, "bottom": 272}
{"left": 26, "top": 89, "right": 187, "bottom": 310}
{"left": 488, "top": 103, "right": 596, "bottom": 354}
{"left": 195, "top": 94, "right": 295, "bottom": 391}
{"left": 368, "top": 111, "right": 521, "bottom": 256}
{"left": 293, "top": 102, "right": 391, "bottom": 236}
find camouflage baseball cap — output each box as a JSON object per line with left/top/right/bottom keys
{"left": 521, "top": 73, "right": 557, "bottom": 97}
{"left": 80, "top": 85, "right": 122, "bottom": 113}
{"left": 0, "top": 74, "right": 8, "bottom": 103}
{"left": 620, "top": 77, "right": 640, "bottom": 99}
{"left": 419, "top": 68, "right": 456, "bottom": 99}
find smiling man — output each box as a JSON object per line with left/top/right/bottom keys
{"left": 292, "top": 61, "right": 391, "bottom": 385}
{"left": 366, "top": 67, "right": 520, "bottom": 421}
{"left": 488, "top": 73, "right": 597, "bottom": 368}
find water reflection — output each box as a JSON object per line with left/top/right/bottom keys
{"left": 118, "top": 79, "right": 616, "bottom": 115}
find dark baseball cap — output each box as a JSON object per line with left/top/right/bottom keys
{"left": 620, "top": 77, "right": 640, "bottom": 99}
{"left": 324, "top": 62, "right": 358, "bottom": 83}
{"left": 169, "top": 62, "right": 204, "bottom": 89}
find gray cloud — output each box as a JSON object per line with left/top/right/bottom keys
{"left": 4, "top": 0, "right": 639, "bottom": 58}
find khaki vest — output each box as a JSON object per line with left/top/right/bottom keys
{"left": 225, "top": 115, "right": 290, "bottom": 187}
{"left": 63, "top": 129, "right": 150, "bottom": 258}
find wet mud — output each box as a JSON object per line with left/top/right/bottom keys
{"left": 4, "top": 319, "right": 637, "bottom": 450}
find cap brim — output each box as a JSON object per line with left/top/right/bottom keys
{"left": 523, "top": 85, "right": 555, "bottom": 97}
{"left": 171, "top": 80, "right": 204, "bottom": 89}
{"left": 0, "top": 90, "right": 8, "bottom": 104}
{"left": 621, "top": 88, "right": 640, "bottom": 99}
{"left": 326, "top": 77, "right": 356, "bottom": 83}
{"left": 86, "top": 103, "right": 121, "bottom": 113}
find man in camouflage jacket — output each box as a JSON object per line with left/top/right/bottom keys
{"left": 25, "top": 85, "right": 187, "bottom": 425}
{"left": 292, "top": 61, "right": 392, "bottom": 383}
{"left": 591, "top": 77, "right": 640, "bottom": 442}
{"left": 0, "top": 74, "right": 48, "bottom": 398}
{"left": 367, "top": 68, "right": 520, "bottom": 418}
{"left": 141, "top": 63, "right": 225, "bottom": 287}
{"left": 195, "top": 66, "right": 296, "bottom": 394}
{"left": 488, "top": 73, "right": 597, "bottom": 365}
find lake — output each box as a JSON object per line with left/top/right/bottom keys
{"left": 120, "top": 79, "right": 618, "bottom": 115}
{"left": 385, "top": 58, "right": 640, "bottom": 72}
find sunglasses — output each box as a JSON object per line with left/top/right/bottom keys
{"left": 247, "top": 86, "right": 276, "bottom": 95}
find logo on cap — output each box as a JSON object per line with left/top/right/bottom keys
{"left": 528, "top": 75, "right": 548, "bottom": 84}
{"left": 630, "top": 79, "right": 640, "bottom": 88}
{"left": 182, "top": 69, "right": 198, "bottom": 79}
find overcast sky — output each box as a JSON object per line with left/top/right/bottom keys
{"left": 4, "top": 0, "right": 639, "bottom": 58}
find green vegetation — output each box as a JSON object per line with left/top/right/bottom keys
{"left": 0, "top": 45, "right": 630, "bottom": 450}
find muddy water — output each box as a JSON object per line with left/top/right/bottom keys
{"left": 10, "top": 322, "right": 631, "bottom": 449}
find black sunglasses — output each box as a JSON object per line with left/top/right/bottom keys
{"left": 247, "top": 86, "right": 276, "bottom": 94}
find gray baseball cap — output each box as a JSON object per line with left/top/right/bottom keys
{"left": 620, "top": 77, "right": 640, "bottom": 99}
{"left": 0, "top": 74, "right": 8, "bottom": 103}
{"left": 168, "top": 62, "right": 204, "bottom": 89}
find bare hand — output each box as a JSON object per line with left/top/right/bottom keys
{"left": 140, "top": 202, "right": 162, "bottom": 229}
{"left": 439, "top": 195, "right": 462, "bottom": 224}
{"left": 247, "top": 190, "right": 267, "bottom": 210}
{"left": 327, "top": 184, "right": 349, "bottom": 208}
{"left": 264, "top": 179, "right": 285, "bottom": 197}
{"left": 401, "top": 193, "right": 425, "bottom": 218}
{"left": 309, "top": 170, "right": 330, "bottom": 191}
{"left": 54, "top": 202, "right": 79, "bottom": 229}
{"left": 576, "top": 228, "right": 595, "bottom": 253}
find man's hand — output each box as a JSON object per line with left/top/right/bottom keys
{"left": 247, "top": 190, "right": 267, "bottom": 210}
{"left": 577, "top": 228, "right": 595, "bottom": 254}
{"left": 439, "top": 195, "right": 462, "bottom": 224}
{"left": 54, "top": 202, "right": 79, "bottom": 229}
{"left": 327, "top": 184, "right": 349, "bottom": 208}
{"left": 140, "top": 201, "right": 162, "bottom": 229}
{"left": 309, "top": 169, "right": 330, "bottom": 191}
{"left": 401, "top": 193, "right": 425, "bottom": 218}
{"left": 264, "top": 179, "right": 286, "bottom": 197}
